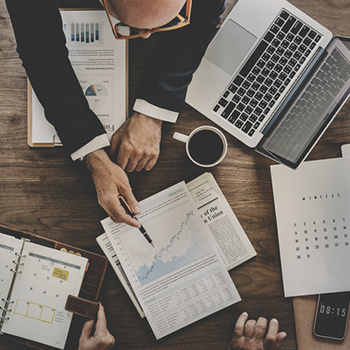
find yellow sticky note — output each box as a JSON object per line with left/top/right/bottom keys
{"left": 52, "top": 267, "right": 69, "bottom": 281}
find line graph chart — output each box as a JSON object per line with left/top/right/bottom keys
{"left": 119, "top": 204, "right": 212, "bottom": 286}
{"left": 102, "top": 182, "right": 241, "bottom": 340}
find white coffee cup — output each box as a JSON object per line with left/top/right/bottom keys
{"left": 173, "top": 126, "right": 227, "bottom": 167}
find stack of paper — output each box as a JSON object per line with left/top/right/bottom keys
{"left": 97, "top": 173, "right": 256, "bottom": 338}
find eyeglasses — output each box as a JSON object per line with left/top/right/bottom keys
{"left": 103, "top": 0, "right": 192, "bottom": 39}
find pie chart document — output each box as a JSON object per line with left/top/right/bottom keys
{"left": 29, "top": 9, "right": 127, "bottom": 146}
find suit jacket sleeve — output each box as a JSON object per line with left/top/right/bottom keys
{"left": 6, "top": 0, "right": 106, "bottom": 155}
{"left": 136, "top": 0, "right": 225, "bottom": 113}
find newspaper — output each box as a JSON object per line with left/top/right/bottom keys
{"left": 97, "top": 173, "right": 255, "bottom": 320}
{"left": 101, "top": 181, "right": 240, "bottom": 339}
{"left": 187, "top": 172, "right": 256, "bottom": 269}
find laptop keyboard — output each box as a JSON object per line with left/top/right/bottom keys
{"left": 213, "top": 9, "right": 322, "bottom": 137}
{"left": 262, "top": 46, "right": 350, "bottom": 162}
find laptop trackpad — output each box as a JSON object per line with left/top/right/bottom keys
{"left": 206, "top": 19, "right": 257, "bottom": 76}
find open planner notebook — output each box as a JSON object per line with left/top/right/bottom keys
{"left": 0, "top": 233, "right": 88, "bottom": 349}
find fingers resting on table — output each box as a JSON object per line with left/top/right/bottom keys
{"left": 229, "top": 312, "right": 287, "bottom": 350}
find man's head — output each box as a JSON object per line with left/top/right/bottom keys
{"left": 106, "top": 0, "right": 187, "bottom": 35}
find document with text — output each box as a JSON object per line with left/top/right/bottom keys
{"left": 97, "top": 173, "right": 254, "bottom": 318}
{"left": 101, "top": 181, "right": 241, "bottom": 339}
{"left": 187, "top": 172, "right": 256, "bottom": 269}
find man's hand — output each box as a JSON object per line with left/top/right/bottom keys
{"left": 228, "top": 312, "right": 287, "bottom": 350}
{"left": 78, "top": 303, "right": 115, "bottom": 350}
{"left": 110, "top": 112, "right": 162, "bottom": 172}
{"left": 86, "top": 149, "right": 141, "bottom": 227}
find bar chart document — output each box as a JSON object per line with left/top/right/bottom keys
{"left": 101, "top": 182, "right": 241, "bottom": 339}
{"left": 271, "top": 157, "right": 350, "bottom": 297}
{"left": 29, "top": 9, "right": 127, "bottom": 146}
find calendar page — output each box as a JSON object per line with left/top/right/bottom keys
{"left": 0, "top": 233, "right": 22, "bottom": 307}
{"left": 2, "top": 241, "right": 88, "bottom": 349}
{"left": 271, "top": 157, "right": 350, "bottom": 297}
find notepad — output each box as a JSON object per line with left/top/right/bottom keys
{"left": 0, "top": 233, "right": 88, "bottom": 349}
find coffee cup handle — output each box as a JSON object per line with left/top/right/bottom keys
{"left": 173, "top": 132, "right": 189, "bottom": 144}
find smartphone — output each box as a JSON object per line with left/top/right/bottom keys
{"left": 313, "top": 291, "right": 350, "bottom": 340}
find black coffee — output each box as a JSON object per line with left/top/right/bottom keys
{"left": 188, "top": 130, "right": 224, "bottom": 165}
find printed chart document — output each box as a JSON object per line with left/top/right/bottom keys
{"left": 97, "top": 173, "right": 254, "bottom": 319}
{"left": 101, "top": 181, "right": 241, "bottom": 339}
{"left": 0, "top": 233, "right": 88, "bottom": 349}
{"left": 28, "top": 9, "right": 127, "bottom": 146}
{"left": 96, "top": 233, "right": 145, "bottom": 318}
{"left": 270, "top": 157, "right": 350, "bottom": 297}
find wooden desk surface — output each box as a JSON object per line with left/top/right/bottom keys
{"left": 1, "top": 0, "right": 350, "bottom": 349}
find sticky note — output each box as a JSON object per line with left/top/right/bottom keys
{"left": 52, "top": 267, "right": 69, "bottom": 281}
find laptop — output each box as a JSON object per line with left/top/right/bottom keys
{"left": 186, "top": 0, "right": 350, "bottom": 169}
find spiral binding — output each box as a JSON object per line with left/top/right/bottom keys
{"left": 0, "top": 301, "right": 12, "bottom": 323}
{"left": 0, "top": 306, "right": 12, "bottom": 312}
{"left": 11, "top": 252, "right": 26, "bottom": 273}
{"left": 0, "top": 242, "right": 28, "bottom": 329}
{"left": 1, "top": 298, "right": 13, "bottom": 304}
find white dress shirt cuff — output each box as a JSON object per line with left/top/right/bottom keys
{"left": 71, "top": 134, "right": 110, "bottom": 161}
{"left": 133, "top": 99, "right": 179, "bottom": 123}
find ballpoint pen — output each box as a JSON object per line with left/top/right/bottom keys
{"left": 118, "top": 196, "right": 155, "bottom": 248}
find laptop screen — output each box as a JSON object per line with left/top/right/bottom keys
{"left": 257, "top": 36, "right": 350, "bottom": 169}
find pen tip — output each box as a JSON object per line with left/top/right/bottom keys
{"left": 151, "top": 242, "right": 155, "bottom": 248}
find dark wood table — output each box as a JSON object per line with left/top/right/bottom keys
{"left": 1, "top": 0, "right": 350, "bottom": 349}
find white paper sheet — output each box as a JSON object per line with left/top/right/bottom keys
{"left": 101, "top": 181, "right": 241, "bottom": 339}
{"left": 341, "top": 144, "right": 350, "bottom": 157}
{"left": 271, "top": 157, "right": 350, "bottom": 297}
